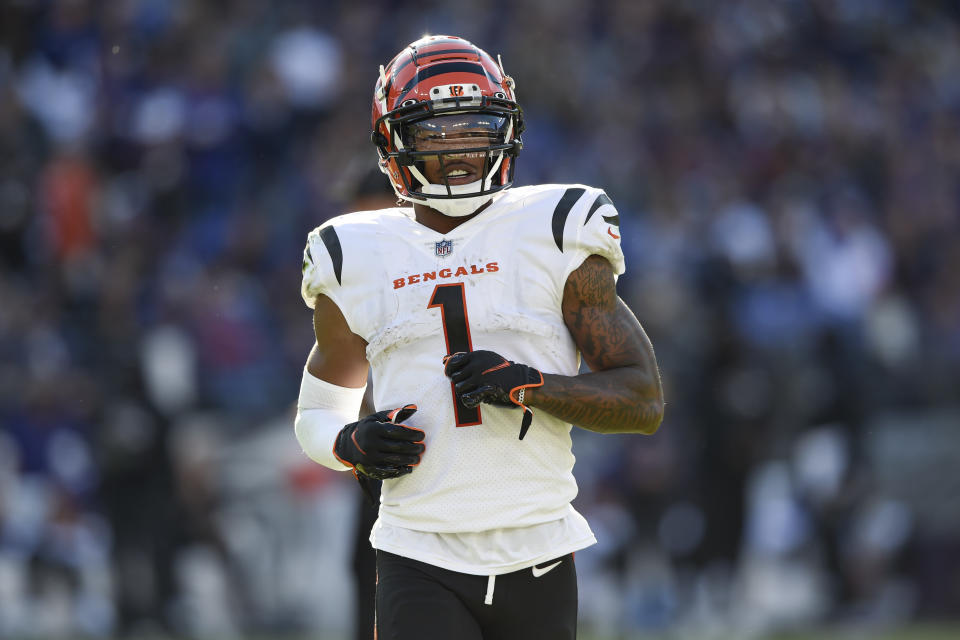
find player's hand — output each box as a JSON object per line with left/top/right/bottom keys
{"left": 333, "top": 405, "right": 424, "bottom": 479}
{"left": 443, "top": 351, "right": 543, "bottom": 439}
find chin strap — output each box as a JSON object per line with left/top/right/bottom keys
{"left": 408, "top": 181, "right": 507, "bottom": 217}
{"left": 420, "top": 194, "right": 492, "bottom": 217}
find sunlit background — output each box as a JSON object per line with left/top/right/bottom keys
{"left": 1, "top": 0, "right": 959, "bottom": 638}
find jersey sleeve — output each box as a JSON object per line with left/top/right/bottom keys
{"left": 567, "top": 188, "right": 626, "bottom": 280}
{"left": 300, "top": 223, "right": 343, "bottom": 310}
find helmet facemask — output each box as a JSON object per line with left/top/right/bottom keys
{"left": 406, "top": 110, "right": 517, "bottom": 216}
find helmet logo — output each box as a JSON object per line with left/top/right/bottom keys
{"left": 429, "top": 83, "right": 482, "bottom": 103}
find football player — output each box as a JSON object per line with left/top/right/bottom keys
{"left": 295, "top": 35, "right": 664, "bottom": 640}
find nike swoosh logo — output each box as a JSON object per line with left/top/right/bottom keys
{"left": 531, "top": 560, "right": 562, "bottom": 578}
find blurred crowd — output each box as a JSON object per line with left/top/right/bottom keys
{"left": 1, "top": 0, "right": 959, "bottom": 637}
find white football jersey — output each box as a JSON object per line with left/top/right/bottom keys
{"left": 301, "top": 184, "right": 625, "bottom": 533}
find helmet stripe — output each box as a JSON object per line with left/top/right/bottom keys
{"left": 385, "top": 48, "right": 477, "bottom": 95}
{"left": 415, "top": 47, "right": 476, "bottom": 60}
{"left": 393, "top": 61, "right": 491, "bottom": 105}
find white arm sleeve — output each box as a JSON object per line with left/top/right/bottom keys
{"left": 294, "top": 368, "right": 367, "bottom": 471}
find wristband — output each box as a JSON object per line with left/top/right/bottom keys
{"left": 294, "top": 368, "right": 366, "bottom": 471}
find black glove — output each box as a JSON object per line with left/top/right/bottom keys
{"left": 334, "top": 405, "right": 424, "bottom": 480}
{"left": 443, "top": 350, "right": 543, "bottom": 439}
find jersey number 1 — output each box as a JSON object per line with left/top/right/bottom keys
{"left": 428, "top": 283, "right": 481, "bottom": 427}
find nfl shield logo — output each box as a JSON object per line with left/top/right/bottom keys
{"left": 435, "top": 239, "right": 453, "bottom": 257}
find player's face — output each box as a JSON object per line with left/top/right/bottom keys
{"left": 405, "top": 113, "right": 508, "bottom": 186}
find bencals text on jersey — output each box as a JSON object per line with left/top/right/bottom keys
{"left": 393, "top": 262, "right": 499, "bottom": 289}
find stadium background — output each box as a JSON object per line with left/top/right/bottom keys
{"left": 1, "top": 0, "right": 959, "bottom": 638}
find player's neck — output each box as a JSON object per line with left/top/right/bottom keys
{"left": 412, "top": 201, "right": 491, "bottom": 235}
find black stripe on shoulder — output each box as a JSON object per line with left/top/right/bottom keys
{"left": 552, "top": 187, "right": 587, "bottom": 252}
{"left": 602, "top": 214, "right": 620, "bottom": 227}
{"left": 584, "top": 192, "right": 613, "bottom": 226}
{"left": 319, "top": 226, "right": 343, "bottom": 285}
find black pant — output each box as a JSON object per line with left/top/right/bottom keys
{"left": 352, "top": 482, "right": 381, "bottom": 640}
{"left": 375, "top": 550, "right": 578, "bottom": 640}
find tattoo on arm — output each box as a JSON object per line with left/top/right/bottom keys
{"left": 528, "top": 255, "right": 664, "bottom": 434}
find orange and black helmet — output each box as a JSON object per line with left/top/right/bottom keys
{"left": 372, "top": 35, "right": 523, "bottom": 216}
